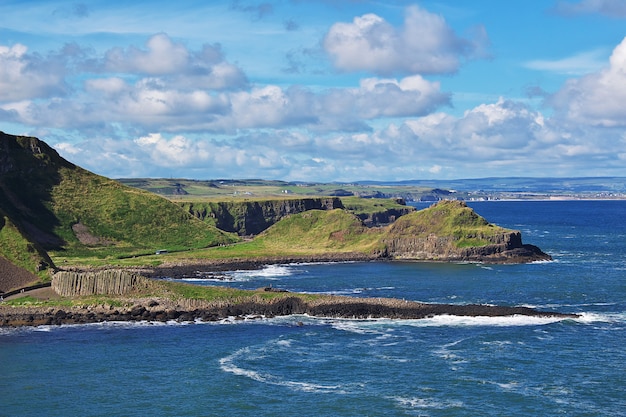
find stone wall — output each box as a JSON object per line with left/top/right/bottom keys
{"left": 52, "top": 270, "right": 149, "bottom": 297}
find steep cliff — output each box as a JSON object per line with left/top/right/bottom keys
{"left": 381, "top": 200, "right": 551, "bottom": 263}
{"left": 352, "top": 207, "right": 414, "bottom": 227}
{"left": 180, "top": 198, "right": 344, "bottom": 235}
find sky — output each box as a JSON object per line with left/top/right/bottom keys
{"left": 1, "top": 0, "right": 626, "bottom": 182}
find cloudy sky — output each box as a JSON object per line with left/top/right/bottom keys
{"left": 1, "top": 0, "right": 626, "bottom": 181}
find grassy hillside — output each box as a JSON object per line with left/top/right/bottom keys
{"left": 0, "top": 132, "right": 238, "bottom": 272}
{"left": 0, "top": 214, "right": 51, "bottom": 279}
{"left": 49, "top": 167, "right": 237, "bottom": 258}
{"left": 193, "top": 209, "right": 385, "bottom": 260}
{"left": 384, "top": 200, "right": 510, "bottom": 248}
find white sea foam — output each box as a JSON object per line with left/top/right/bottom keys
{"left": 325, "top": 314, "right": 570, "bottom": 330}
{"left": 219, "top": 346, "right": 348, "bottom": 393}
{"left": 180, "top": 276, "right": 235, "bottom": 283}
{"left": 392, "top": 395, "right": 464, "bottom": 410}
{"left": 225, "top": 264, "right": 294, "bottom": 280}
{"left": 575, "top": 311, "right": 626, "bottom": 324}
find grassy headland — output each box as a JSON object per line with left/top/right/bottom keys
{"left": 0, "top": 133, "right": 238, "bottom": 275}
{"left": 1, "top": 132, "right": 550, "bottom": 297}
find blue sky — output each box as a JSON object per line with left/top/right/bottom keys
{"left": 1, "top": 0, "right": 626, "bottom": 181}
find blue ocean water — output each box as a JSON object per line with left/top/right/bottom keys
{"left": 1, "top": 201, "right": 625, "bottom": 416}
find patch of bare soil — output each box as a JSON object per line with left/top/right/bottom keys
{"left": 72, "top": 222, "right": 114, "bottom": 246}
{"left": 0, "top": 256, "right": 38, "bottom": 293}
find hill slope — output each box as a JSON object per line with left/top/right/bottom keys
{"left": 381, "top": 200, "right": 549, "bottom": 262}
{"left": 0, "top": 132, "right": 237, "bottom": 281}
{"left": 195, "top": 201, "right": 549, "bottom": 264}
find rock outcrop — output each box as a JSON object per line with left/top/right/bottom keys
{"left": 181, "top": 198, "right": 344, "bottom": 235}
{"left": 355, "top": 206, "right": 414, "bottom": 227}
{"left": 0, "top": 292, "right": 578, "bottom": 327}
{"left": 52, "top": 270, "right": 149, "bottom": 297}
{"left": 381, "top": 200, "right": 551, "bottom": 263}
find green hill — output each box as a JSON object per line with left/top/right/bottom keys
{"left": 0, "top": 132, "right": 549, "bottom": 292}
{"left": 200, "top": 200, "right": 549, "bottom": 263}
{"left": 0, "top": 132, "right": 238, "bottom": 278}
{"left": 198, "top": 208, "right": 385, "bottom": 260}
{"left": 255, "top": 209, "right": 384, "bottom": 254}
{"left": 384, "top": 200, "right": 508, "bottom": 247}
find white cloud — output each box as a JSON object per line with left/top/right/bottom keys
{"left": 51, "top": 93, "right": 626, "bottom": 181}
{"left": 323, "top": 5, "right": 487, "bottom": 75}
{"left": 100, "top": 34, "right": 248, "bottom": 90}
{"left": 0, "top": 43, "right": 68, "bottom": 102}
{"left": 549, "top": 36, "right": 626, "bottom": 127}
{"left": 103, "top": 33, "right": 190, "bottom": 75}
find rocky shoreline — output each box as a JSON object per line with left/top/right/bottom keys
{"left": 0, "top": 293, "right": 579, "bottom": 327}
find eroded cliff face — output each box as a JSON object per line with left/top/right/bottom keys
{"left": 381, "top": 201, "right": 551, "bottom": 263}
{"left": 181, "top": 198, "right": 344, "bottom": 235}
{"left": 355, "top": 207, "right": 414, "bottom": 227}
{"left": 384, "top": 230, "right": 537, "bottom": 262}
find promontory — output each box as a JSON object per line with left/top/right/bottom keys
{"left": 0, "top": 132, "right": 566, "bottom": 326}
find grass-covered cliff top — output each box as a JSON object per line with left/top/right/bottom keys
{"left": 386, "top": 200, "right": 511, "bottom": 247}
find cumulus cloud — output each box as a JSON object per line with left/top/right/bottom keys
{"left": 99, "top": 33, "right": 248, "bottom": 89}
{"left": 5, "top": 67, "right": 448, "bottom": 134}
{"left": 102, "top": 33, "right": 190, "bottom": 75}
{"left": 323, "top": 5, "right": 488, "bottom": 75}
{"left": 51, "top": 92, "right": 626, "bottom": 182}
{"left": 553, "top": 0, "right": 626, "bottom": 17}
{"left": 0, "top": 43, "right": 68, "bottom": 102}
{"left": 549, "top": 36, "right": 626, "bottom": 127}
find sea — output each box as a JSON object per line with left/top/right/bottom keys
{"left": 1, "top": 200, "right": 624, "bottom": 416}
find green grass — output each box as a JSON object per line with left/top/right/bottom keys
{"left": 242, "top": 209, "right": 383, "bottom": 254}
{"left": 3, "top": 296, "right": 74, "bottom": 308}
{"left": 3, "top": 279, "right": 322, "bottom": 309}
{"left": 340, "top": 196, "right": 411, "bottom": 215}
{"left": 48, "top": 167, "right": 239, "bottom": 260}
{"left": 118, "top": 178, "right": 439, "bottom": 201}
{"left": 51, "top": 201, "right": 513, "bottom": 267}
{"left": 0, "top": 134, "right": 241, "bottom": 274}
{"left": 385, "top": 200, "right": 510, "bottom": 248}
{"left": 157, "top": 281, "right": 305, "bottom": 303}
{"left": 0, "top": 216, "right": 50, "bottom": 279}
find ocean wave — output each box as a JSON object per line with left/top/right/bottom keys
{"left": 391, "top": 395, "right": 464, "bottom": 411}
{"left": 326, "top": 314, "right": 571, "bottom": 330}
{"left": 219, "top": 346, "right": 349, "bottom": 394}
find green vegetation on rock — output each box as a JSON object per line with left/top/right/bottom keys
{"left": 0, "top": 216, "right": 51, "bottom": 279}
{"left": 0, "top": 132, "right": 549, "bottom": 289}
{"left": 256, "top": 209, "right": 383, "bottom": 253}
{"left": 385, "top": 200, "right": 507, "bottom": 248}
{"left": 0, "top": 132, "right": 238, "bottom": 273}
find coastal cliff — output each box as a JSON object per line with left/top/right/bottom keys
{"left": 381, "top": 201, "right": 550, "bottom": 263}
{"left": 180, "top": 198, "right": 344, "bottom": 235}
{"left": 180, "top": 197, "right": 416, "bottom": 235}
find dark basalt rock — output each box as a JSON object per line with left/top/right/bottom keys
{"left": 0, "top": 298, "right": 578, "bottom": 327}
